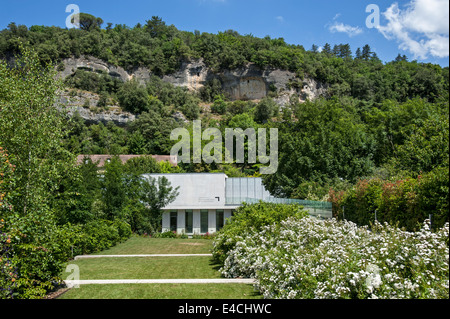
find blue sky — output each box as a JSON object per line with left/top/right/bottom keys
{"left": 1, "top": 0, "right": 448, "bottom": 66}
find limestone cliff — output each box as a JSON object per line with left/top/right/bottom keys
{"left": 58, "top": 89, "right": 136, "bottom": 126}
{"left": 57, "top": 56, "right": 329, "bottom": 124}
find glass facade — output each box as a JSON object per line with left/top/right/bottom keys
{"left": 216, "top": 210, "right": 224, "bottom": 231}
{"left": 200, "top": 210, "right": 208, "bottom": 234}
{"left": 170, "top": 211, "right": 177, "bottom": 232}
{"left": 185, "top": 210, "right": 193, "bottom": 234}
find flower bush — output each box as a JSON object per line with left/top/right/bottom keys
{"left": 212, "top": 202, "right": 309, "bottom": 265}
{"left": 220, "top": 216, "right": 449, "bottom": 299}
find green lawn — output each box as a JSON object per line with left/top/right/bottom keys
{"left": 59, "top": 284, "right": 262, "bottom": 299}
{"left": 60, "top": 236, "right": 262, "bottom": 299}
{"left": 66, "top": 256, "right": 221, "bottom": 280}
{"left": 91, "top": 236, "right": 213, "bottom": 255}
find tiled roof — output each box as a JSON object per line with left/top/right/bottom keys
{"left": 76, "top": 155, "right": 178, "bottom": 167}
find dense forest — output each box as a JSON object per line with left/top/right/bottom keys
{"left": 0, "top": 14, "right": 448, "bottom": 298}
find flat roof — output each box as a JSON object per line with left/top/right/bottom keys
{"left": 162, "top": 205, "right": 241, "bottom": 210}
{"left": 145, "top": 173, "right": 228, "bottom": 176}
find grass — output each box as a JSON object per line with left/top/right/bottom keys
{"left": 65, "top": 257, "right": 221, "bottom": 280}
{"left": 91, "top": 236, "right": 213, "bottom": 255}
{"left": 59, "top": 284, "right": 262, "bottom": 299}
{"left": 60, "top": 236, "right": 262, "bottom": 299}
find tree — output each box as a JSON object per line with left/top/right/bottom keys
{"left": 394, "top": 116, "right": 449, "bottom": 173}
{"left": 0, "top": 45, "right": 75, "bottom": 223}
{"left": 145, "top": 16, "right": 166, "bottom": 38}
{"left": 124, "top": 156, "right": 161, "bottom": 175}
{"left": 355, "top": 48, "right": 362, "bottom": 60}
{"left": 74, "top": 13, "right": 104, "bottom": 31}
{"left": 263, "top": 98, "right": 376, "bottom": 198}
{"left": 322, "top": 43, "right": 332, "bottom": 56}
{"left": 139, "top": 176, "right": 179, "bottom": 233}
{"left": 130, "top": 110, "right": 177, "bottom": 155}
{"left": 362, "top": 44, "right": 372, "bottom": 60}
{"left": 394, "top": 54, "right": 408, "bottom": 62}
{"left": 211, "top": 94, "right": 228, "bottom": 114}
{"left": 254, "top": 98, "right": 278, "bottom": 123}
{"left": 0, "top": 45, "right": 77, "bottom": 297}
{"left": 117, "top": 80, "right": 150, "bottom": 114}
{"left": 102, "top": 157, "right": 126, "bottom": 220}
{"left": 338, "top": 44, "right": 352, "bottom": 59}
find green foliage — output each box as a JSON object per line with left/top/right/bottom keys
{"left": 74, "top": 219, "right": 131, "bottom": 254}
{"left": 254, "top": 98, "right": 278, "bottom": 123}
{"left": 1, "top": 18, "right": 447, "bottom": 104}
{"left": 123, "top": 156, "right": 162, "bottom": 175}
{"left": 263, "top": 98, "right": 377, "bottom": 198}
{"left": 330, "top": 167, "right": 449, "bottom": 231}
{"left": 102, "top": 157, "right": 127, "bottom": 219}
{"left": 211, "top": 94, "right": 227, "bottom": 114}
{"left": 129, "top": 110, "right": 178, "bottom": 155}
{"left": 200, "top": 79, "right": 224, "bottom": 102}
{"left": 75, "top": 13, "right": 104, "bottom": 31}
{"left": 0, "top": 48, "right": 136, "bottom": 299}
{"left": 117, "top": 80, "right": 150, "bottom": 114}
{"left": 138, "top": 176, "right": 180, "bottom": 234}
{"left": 65, "top": 69, "right": 123, "bottom": 96}
{"left": 212, "top": 202, "right": 309, "bottom": 265}
{"left": 63, "top": 116, "right": 129, "bottom": 155}
{"left": 0, "top": 45, "right": 75, "bottom": 219}
{"left": 53, "top": 158, "right": 100, "bottom": 225}
{"left": 393, "top": 115, "right": 449, "bottom": 173}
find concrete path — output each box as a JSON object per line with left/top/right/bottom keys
{"left": 74, "top": 254, "right": 212, "bottom": 260}
{"left": 68, "top": 254, "right": 255, "bottom": 288}
{"left": 65, "top": 279, "right": 256, "bottom": 288}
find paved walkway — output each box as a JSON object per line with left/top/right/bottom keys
{"left": 65, "top": 279, "right": 255, "bottom": 288}
{"left": 74, "top": 254, "right": 212, "bottom": 260}
{"left": 69, "top": 254, "right": 255, "bottom": 287}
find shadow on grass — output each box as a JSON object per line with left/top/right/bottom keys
{"left": 209, "top": 258, "right": 223, "bottom": 273}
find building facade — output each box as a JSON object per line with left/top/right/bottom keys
{"left": 143, "top": 173, "right": 332, "bottom": 235}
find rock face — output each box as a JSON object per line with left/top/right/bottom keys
{"left": 58, "top": 56, "right": 133, "bottom": 82}
{"left": 162, "top": 59, "right": 209, "bottom": 91}
{"left": 162, "top": 59, "right": 328, "bottom": 106}
{"left": 58, "top": 90, "right": 136, "bottom": 126}
{"left": 59, "top": 56, "right": 328, "bottom": 107}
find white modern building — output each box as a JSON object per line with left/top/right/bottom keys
{"left": 143, "top": 173, "right": 332, "bottom": 235}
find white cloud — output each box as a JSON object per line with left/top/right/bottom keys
{"left": 376, "top": 0, "right": 449, "bottom": 59}
{"left": 329, "top": 22, "right": 363, "bottom": 37}
{"left": 275, "top": 16, "right": 285, "bottom": 23}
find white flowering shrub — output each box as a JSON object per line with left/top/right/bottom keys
{"left": 220, "top": 217, "right": 449, "bottom": 299}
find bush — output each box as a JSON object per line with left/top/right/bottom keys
{"left": 153, "top": 231, "right": 188, "bottom": 239}
{"left": 74, "top": 219, "right": 131, "bottom": 254}
{"left": 221, "top": 216, "right": 449, "bottom": 299}
{"left": 212, "top": 202, "right": 309, "bottom": 265}
{"left": 331, "top": 167, "right": 449, "bottom": 231}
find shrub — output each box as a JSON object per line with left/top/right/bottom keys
{"left": 74, "top": 219, "right": 131, "bottom": 254}
{"left": 221, "top": 216, "right": 449, "bottom": 299}
{"left": 330, "top": 167, "right": 449, "bottom": 231}
{"left": 212, "top": 202, "right": 309, "bottom": 265}
{"left": 154, "top": 231, "right": 178, "bottom": 238}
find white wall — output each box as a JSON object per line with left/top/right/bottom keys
{"left": 144, "top": 174, "right": 227, "bottom": 210}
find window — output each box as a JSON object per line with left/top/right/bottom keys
{"left": 200, "top": 210, "right": 208, "bottom": 234}
{"left": 185, "top": 210, "right": 193, "bottom": 234}
{"left": 170, "top": 211, "right": 177, "bottom": 232}
{"left": 216, "top": 210, "right": 224, "bottom": 231}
